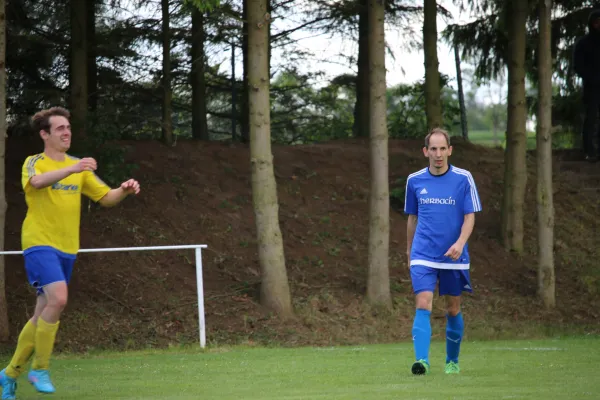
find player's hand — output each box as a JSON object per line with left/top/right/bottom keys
{"left": 71, "top": 157, "right": 97, "bottom": 173}
{"left": 120, "top": 179, "right": 140, "bottom": 195}
{"left": 406, "top": 252, "right": 411, "bottom": 269}
{"left": 444, "top": 242, "right": 464, "bottom": 261}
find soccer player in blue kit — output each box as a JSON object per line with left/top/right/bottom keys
{"left": 404, "top": 128, "right": 482, "bottom": 375}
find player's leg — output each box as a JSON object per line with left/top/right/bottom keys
{"left": 2, "top": 294, "right": 46, "bottom": 377}
{"left": 409, "top": 265, "right": 438, "bottom": 375}
{"left": 27, "top": 281, "right": 66, "bottom": 394}
{"left": 32, "top": 293, "right": 49, "bottom": 322}
{"left": 444, "top": 295, "right": 463, "bottom": 374}
{"left": 439, "top": 269, "right": 472, "bottom": 374}
{"left": 0, "top": 252, "right": 53, "bottom": 399}
{"left": 26, "top": 250, "right": 73, "bottom": 394}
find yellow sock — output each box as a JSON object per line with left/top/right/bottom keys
{"left": 5, "top": 319, "right": 37, "bottom": 378}
{"left": 31, "top": 318, "right": 60, "bottom": 371}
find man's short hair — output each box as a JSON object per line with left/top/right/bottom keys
{"left": 424, "top": 128, "right": 451, "bottom": 148}
{"left": 31, "top": 107, "right": 70, "bottom": 134}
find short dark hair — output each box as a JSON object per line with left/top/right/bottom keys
{"left": 31, "top": 107, "right": 70, "bottom": 134}
{"left": 424, "top": 128, "right": 451, "bottom": 148}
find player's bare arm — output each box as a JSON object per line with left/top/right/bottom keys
{"left": 98, "top": 179, "right": 141, "bottom": 207}
{"left": 406, "top": 214, "right": 418, "bottom": 263}
{"left": 444, "top": 213, "right": 475, "bottom": 261}
{"left": 28, "top": 158, "right": 97, "bottom": 189}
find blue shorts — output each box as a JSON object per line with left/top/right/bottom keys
{"left": 24, "top": 246, "right": 76, "bottom": 295}
{"left": 410, "top": 265, "right": 473, "bottom": 296}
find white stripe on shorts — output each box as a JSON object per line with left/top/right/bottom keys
{"left": 410, "top": 259, "right": 470, "bottom": 270}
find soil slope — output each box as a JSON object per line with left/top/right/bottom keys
{"left": 2, "top": 137, "right": 599, "bottom": 353}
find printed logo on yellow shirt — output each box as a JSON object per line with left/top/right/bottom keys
{"left": 51, "top": 182, "right": 80, "bottom": 192}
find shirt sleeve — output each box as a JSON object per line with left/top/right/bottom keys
{"left": 21, "top": 155, "right": 42, "bottom": 191}
{"left": 404, "top": 177, "right": 418, "bottom": 215}
{"left": 82, "top": 171, "right": 111, "bottom": 202}
{"left": 463, "top": 173, "right": 482, "bottom": 214}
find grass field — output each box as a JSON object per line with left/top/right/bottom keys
{"left": 465, "top": 129, "right": 579, "bottom": 150}
{"left": 465, "top": 130, "right": 538, "bottom": 149}
{"left": 1, "top": 337, "right": 598, "bottom": 399}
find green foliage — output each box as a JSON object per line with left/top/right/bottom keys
{"left": 2, "top": 0, "right": 459, "bottom": 146}
{"left": 266, "top": 69, "right": 464, "bottom": 144}
{"left": 387, "top": 75, "right": 461, "bottom": 139}
{"left": 69, "top": 142, "right": 138, "bottom": 188}
{"left": 5, "top": 0, "right": 231, "bottom": 142}
{"left": 443, "top": 1, "right": 600, "bottom": 135}
{"left": 551, "top": 129, "right": 578, "bottom": 150}
{"left": 389, "top": 177, "right": 407, "bottom": 211}
{"left": 269, "top": 70, "right": 354, "bottom": 144}
{"left": 7, "top": 0, "right": 583, "bottom": 149}
{"left": 68, "top": 112, "right": 139, "bottom": 187}
{"left": 185, "top": 0, "right": 221, "bottom": 12}
{"left": 92, "top": 144, "right": 139, "bottom": 188}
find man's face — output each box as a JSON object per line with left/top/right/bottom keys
{"left": 423, "top": 133, "right": 452, "bottom": 171}
{"left": 41, "top": 115, "right": 71, "bottom": 152}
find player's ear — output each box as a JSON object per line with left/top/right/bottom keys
{"left": 422, "top": 146, "right": 428, "bottom": 157}
{"left": 448, "top": 145, "right": 453, "bottom": 156}
{"left": 39, "top": 130, "right": 49, "bottom": 141}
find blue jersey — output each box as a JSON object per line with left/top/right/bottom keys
{"left": 404, "top": 165, "right": 482, "bottom": 270}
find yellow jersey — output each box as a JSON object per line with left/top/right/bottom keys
{"left": 21, "top": 153, "right": 111, "bottom": 255}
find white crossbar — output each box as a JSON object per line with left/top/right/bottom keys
{"left": 0, "top": 244, "right": 209, "bottom": 348}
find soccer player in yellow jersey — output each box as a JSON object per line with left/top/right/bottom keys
{"left": 0, "top": 107, "right": 140, "bottom": 399}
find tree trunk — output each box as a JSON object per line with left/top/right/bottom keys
{"left": 162, "top": 0, "right": 173, "bottom": 146}
{"left": 536, "top": 0, "right": 555, "bottom": 308}
{"left": 454, "top": 43, "right": 468, "bottom": 140}
{"left": 501, "top": 0, "right": 528, "bottom": 253}
{"left": 423, "top": 0, "right": 442, "bottom": 130}
{"left": 492, "top": 118, "right": 499, "bottom": 146}
{"left": 366, "top": 0, "right": 391, "bottom": 308}
{"left": 0, "top": 0, "right": 9, "bottom": 342}
{"left": 231, "top": 43, "right": 237, "bottom": 140}
{"left": 248, "top": 0, "right": 293, "bottom": 317}
{"left": 353, "top": 0, "right": 370, "bottom": 138}
{"left": 267, "top": 0, "right": 272, "bottom": 79}
{"left": 191, "top": 7, "right": 209, "bottom": 140}
{"left": 87, "top": 0, "right": 97, "bottom": 113}
{"left": 70, "top": 0, "right": 87, "bottom": 138}
{"left": 241, "top": 0, "right": 250, "bottom": 143}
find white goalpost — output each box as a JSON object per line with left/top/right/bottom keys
{"left": 0, "top": 244, "right": 209, "bottom": 348}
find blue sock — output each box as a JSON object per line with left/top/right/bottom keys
{"left": 446, "top": 312, "right": 464, "bottom": 364}
{"left": 412, "top": 309, "right": 431, "bottom": 364}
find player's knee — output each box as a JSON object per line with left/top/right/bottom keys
{"left": 49, "top": 292, "right": 68, "bottom": 310}
{"left": 55, "top": 295, "right": 68, "bottom": 310}
{"left": 415, "top": 293, "right": 433, "bottom": 310}
{"left": 447, "top": 303, "right": 460, "bottom": 316}
{"left": 416, "top": 300, "right": 432, "bottom": 311}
